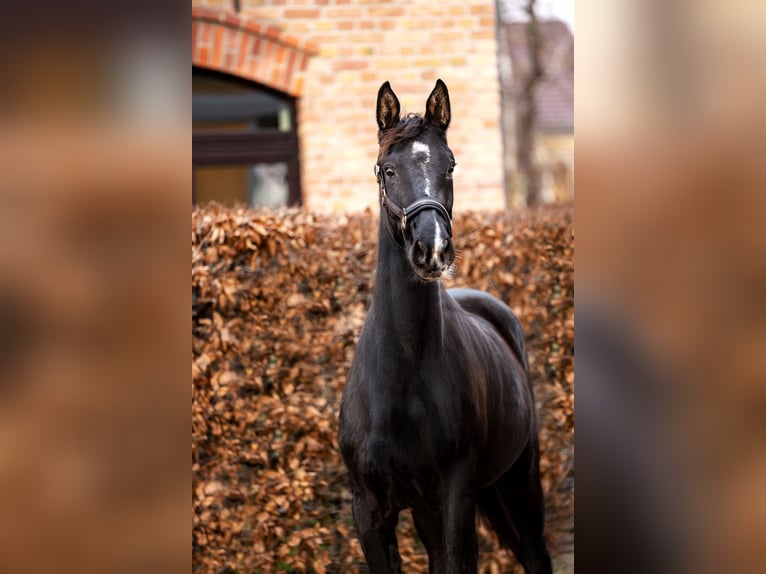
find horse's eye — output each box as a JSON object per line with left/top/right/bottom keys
{"left": 384, "top": 167, "right": 396, "bottom": 178}
{"left": 447, "top": 164, "right": 456, "bottom": 176}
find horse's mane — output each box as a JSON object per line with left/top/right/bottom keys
{"left": 377, "top": 114, "right": 431, "bottom": 160}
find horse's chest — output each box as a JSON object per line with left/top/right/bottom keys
{"left": 365, "top": 433, "right": 443, "bottom": 509}
{"left": 361, "top": 388, "right": 457, "bottom": 507}
{"left": 384, "top": 377, "right": 457, "bottom": 449}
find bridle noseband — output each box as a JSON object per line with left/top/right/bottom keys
{"left": 375, "top": 163, "right": 453, "bottom": 247}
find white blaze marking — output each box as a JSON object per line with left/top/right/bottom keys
{"left": 432, "top": 213, "right": 442, "bottom": 267}
{"left": 411, "top": 140, "right": 431, "bottom": 196}
{"left": 412, "top": 140, "right": 430, "bottom": 159}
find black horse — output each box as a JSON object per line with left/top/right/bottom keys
{"left": 338, "top": 80, "right": 552, "bottom": 574}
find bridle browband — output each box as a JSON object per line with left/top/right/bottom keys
{"left": 374, "top": 163, "right": 453, "bottom": 247}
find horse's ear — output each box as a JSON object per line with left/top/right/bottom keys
{"left": 376, "top": 81, "right": 401, "bottom": 131}
{"left": 425, "top": 79, "right": 451, "bottom": 130}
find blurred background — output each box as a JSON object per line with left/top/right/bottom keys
{"left": 191, "top": 0, "right": 574, "bottom": 212}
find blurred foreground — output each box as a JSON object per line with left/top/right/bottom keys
{"left": 577, "top": 1, "right": 766, "bottom": 572}
{"left": 0, "top": 22, "right": 189, "bottom": 574}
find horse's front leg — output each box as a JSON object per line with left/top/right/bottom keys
{"left": 412, "top": 506, "right": 447, "bottom": 573}
{"left": 351, "top": 490, "right": 402, "bottom": 574}
{"left": 442, "top": 469, "right": 479, "bottom": 574}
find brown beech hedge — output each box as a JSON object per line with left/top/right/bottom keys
{"left": 192, "top": 204, "right": 574, "bottom": 573}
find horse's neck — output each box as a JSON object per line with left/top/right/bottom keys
{"left": 372, "top": 218, "right": 444, "bottom": 357}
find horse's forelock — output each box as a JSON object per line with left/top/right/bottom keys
{"left": 377, "top": 114, "right": 432, "bottom": 161}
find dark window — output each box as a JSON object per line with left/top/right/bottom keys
{"left": 192, "top": 67, "right": 301, "bottom": 207}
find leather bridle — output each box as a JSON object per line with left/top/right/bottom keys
{"left": 375, "top": 163, "right": 453, "bottom": 248}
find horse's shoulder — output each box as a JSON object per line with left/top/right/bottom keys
{"left": 444, "top": 288, "right": 516, "bottom": 331}
{"left": 446, "top": 287, "right": 513, "bottom": 315}
{"left": 444, "top": 287, "right": 528, "bottom": 372}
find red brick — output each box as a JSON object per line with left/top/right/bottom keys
{"left": 469, "top": 5, "right": 494, "bottom": 15}
{"left": 244, "top": 21, "right": 262, "bottom": 35}
{"left": 336, "top": 20, "right": 354, "bottom": 30}
{"left": 247, "top": 59, "right": 258, "bottom": 80}
{"left": 197, "top": 46, "right": 209, "bottom": 66}
{"left": 213, "top": 27, "right": 225, "bottom": 66}
{"left": 326, "top": 6, "right": 363, "bottom": 18}
{"left": 223, "top": 13, "right": 240, "bottom": 28}
{"left": 471, "top": 30, "right": 496, "bottom": 40}
{"left": 200, "top": 23, "right": 211, "bottom": 43}
{"left": 284, "top": 9, "right": 320, "bottom": 19}
{"left": 333, "top": 60, "right": 368, "bottom": 71}
{"left": 272, "top": 67, "right": 282, "bottom": 86}
{"left": 275, "top": 46, "right": 286, "bottom": 64}
{"left": 265, "top": 25, "right": 282, "bottom": 41}
{"left": 284, "top": 50, "right": 297, "bottom": 84}
{"left": 236, "top": 59, "right": 251, "bottom": 79}
{"left": 431, "top": 31, "right": 464, "bottom": 42}
{"left": 261, "top": 40, "right": 275, "bottom": 76}
{"left": 369, "top": 6, "right": 405, "bottom": 17}
{"left": 303, "top": 40, "right": 319, "bottom": 55}
{"left": 224, "top": 52, "right": 235, "bottom": 71}
{"left": 191, "top": 6, "right": 212, "bottom": 20}
{"left": 236, "top": 33, "right": 250, "bottom": 70}
{"left": 292, "top": 76, "right": 304, "bottom": 96}
{"left": 281, "top": 34, "right": 300, "bottom": 49}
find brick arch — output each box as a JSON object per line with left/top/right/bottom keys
{"left": 192, "top": 7, "right": 318, "bottom": 96}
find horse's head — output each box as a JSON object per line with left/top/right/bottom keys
{"left": 375, "top": 80, "right": 456, "bottom": 282}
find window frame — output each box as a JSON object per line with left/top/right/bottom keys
{"left": 192, "top": 68, "right": 302, "bottom": 207}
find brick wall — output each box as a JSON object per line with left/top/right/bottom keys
{"left": 192, "top": 0, "right": 506, "bottom": 213}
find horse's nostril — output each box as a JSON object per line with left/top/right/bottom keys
{"left": 413, "top": 240, "right": 427, "bottom": 265}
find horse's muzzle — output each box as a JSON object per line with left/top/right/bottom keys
{"left": 410, "top": 237, "right": 454, "bottom": 280}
